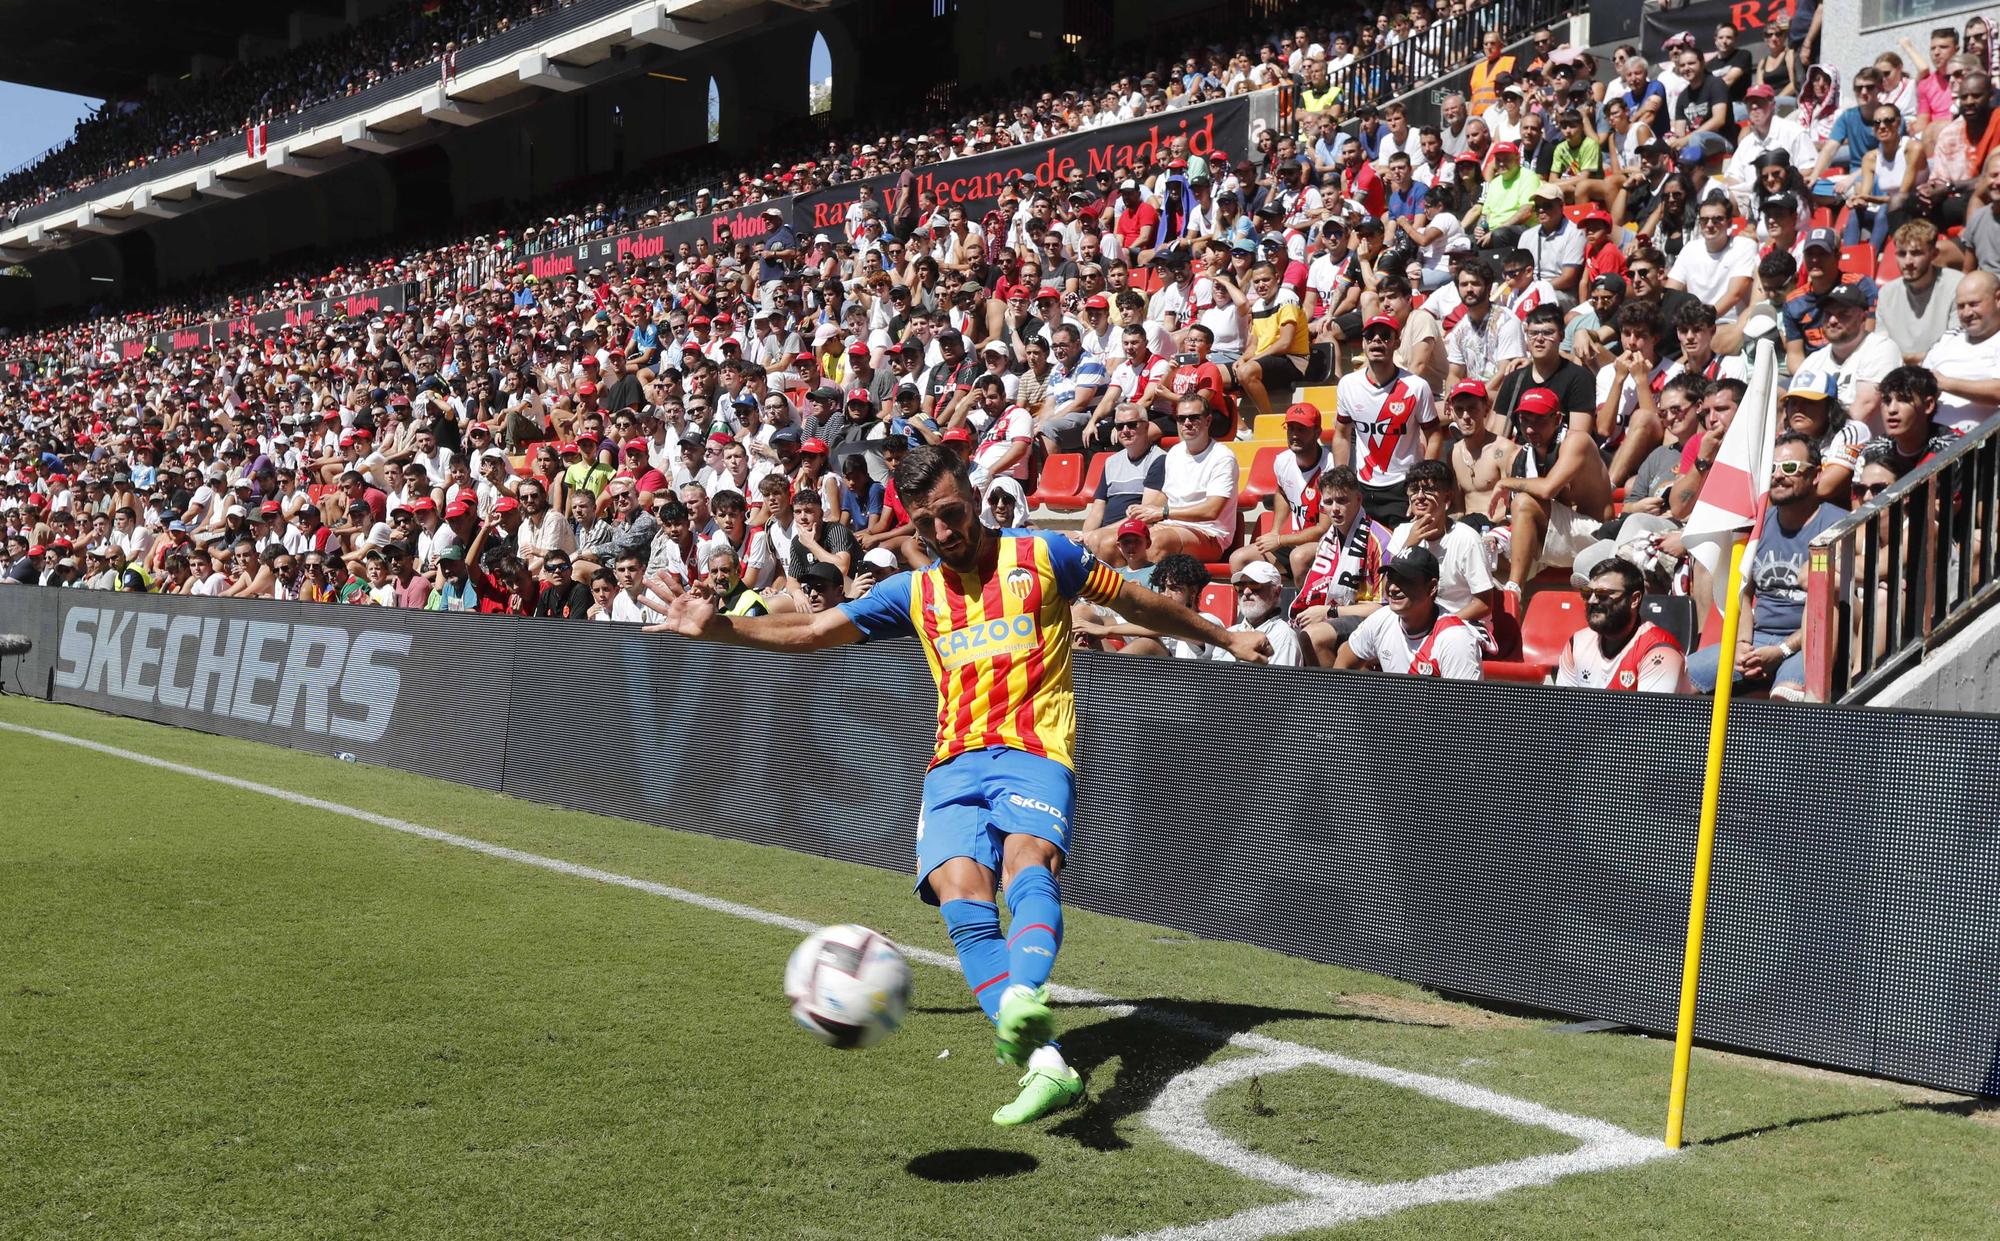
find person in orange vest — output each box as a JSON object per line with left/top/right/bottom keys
{"left": 1469, "top": 30, "right": 1517, "bottom": 113}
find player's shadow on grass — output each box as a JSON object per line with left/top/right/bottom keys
{"left": 1696, "top": 1096, "right": 2000, "bottom": 1147}
{"left": 1046, "top": 997, "right": 1433, "bottom": 1153}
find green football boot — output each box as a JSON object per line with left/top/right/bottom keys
{"left": 993, "top": 983, "right": 1055, "bottom": 1066}
{"left": 992, "top": 1064, "right": 1085, "bottom": 1126}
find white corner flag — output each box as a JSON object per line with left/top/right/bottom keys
{"left": 1682, "top": 334, "right": 1781, "bottom": 587}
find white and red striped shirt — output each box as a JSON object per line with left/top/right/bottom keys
{"left": 1335, "top": 365, "right": 1436, "bottom": 488}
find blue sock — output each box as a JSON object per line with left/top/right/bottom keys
{"left": 940, "top": 899, "right": 1010, "bottom": 1023}
{"left": 1004, "top": 866, "right": 1063, "bottom": 992}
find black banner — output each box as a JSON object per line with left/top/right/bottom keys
{"left": 791, "top": 97, "right": 1254, "bottom": 237}
{"left": 5, "top": 583, "right": 2000, "bottom": 1098}
{"left": 1643, "top": 0, "right": 1795, "bottom": 60}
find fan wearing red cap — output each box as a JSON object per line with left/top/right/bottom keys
{"left": 1228, "top": 402, "right": 1335, "bottom": 583}
{"left": 1438, "top": 380, "right": 1509, "bottom": 517}
{"left": 1492, "top": 384, "right": 1615, "bottom": 592}
{"left": 1332, "top": 315, "right": 1441, "bottom": 527}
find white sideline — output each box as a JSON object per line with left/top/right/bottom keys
{"left": 0, "top": 719, "right": 1675, "bottom": 1239}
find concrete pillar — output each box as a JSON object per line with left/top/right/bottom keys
{"left": 238, "top": 33, "right": 286, "bottom": 64}
{"left": 28, "top": 248, "right": 83, "bottom": 316}
{"left": 720, "top": 29, "right": 814, "bottom": 150}
{"left": 290, "top": 9, "right": 344, "bottom": 49}
{"left": 955, "top": 0, "right": 1063, "bottom": 86}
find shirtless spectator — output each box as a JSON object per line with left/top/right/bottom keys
{"left": 1444, "top": 381, "right": 1514, "bottom": 523}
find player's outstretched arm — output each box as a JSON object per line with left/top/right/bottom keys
{"left": 645, "top": 590, "right": 861, "bottom": 653}
{"left": 1113, "top": 581, "right": 1272, "bottom": 663}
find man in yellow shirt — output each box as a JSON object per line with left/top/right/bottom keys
{"left": 1231, "top": 262, "right": 1311, "bottom": 422}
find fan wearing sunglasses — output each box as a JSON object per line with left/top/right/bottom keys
{"left": 1685, "top": 431, "right": 1846, "bottom": 698}
{"left": 1554, "top": 556, "right": 1692, "bottom": 692}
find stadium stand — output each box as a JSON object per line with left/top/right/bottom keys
{"left": 7, "top": 1, "right": 1994, "bottom": 697}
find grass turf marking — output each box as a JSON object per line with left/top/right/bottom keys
{"left": 0, "top": 719, "right": 1676, "bottom": 1240}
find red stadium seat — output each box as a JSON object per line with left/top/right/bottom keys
{"left": 1199, "top": 582, "right": 1237, "bottom": 626}
{"left": 1483, "top": 659, "right": 1553, "bottom": 684}
{"left": 1052, "top": 451, "right": 1109, "bottom": 514}
{"left": 1839, "top": 244, "right": 1875, "bottom": 282}
{"left": 1027, "top": 452, "right": 1083, "bottom": 509}
{"left": 1520, "top": 590, "right": 1588, "bottom": 666}
{"left": 1236, "top": 445, "right": 1282, "bottom": 508}
{"left": 1877, "top": 239, "right": 1900, "bottom": 283}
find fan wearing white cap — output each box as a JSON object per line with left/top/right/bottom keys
{"left": 1780, "top": 366, "right": 1865, "bottom": 502}
{"left": 1211, "top": 560, "right": 1303, "bottom": 666}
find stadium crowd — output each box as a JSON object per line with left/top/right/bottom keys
{"left": 3, "top": 3, "right": 1979, "bottom": 697}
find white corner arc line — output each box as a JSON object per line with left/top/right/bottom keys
{"left": 0, "top": 720, "right": 1677, "bottom": 1239}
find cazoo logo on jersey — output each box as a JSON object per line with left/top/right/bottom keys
{"left": 55, "top": 605, "right": 411, "bottom": 743}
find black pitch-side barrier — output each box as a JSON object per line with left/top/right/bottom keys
{"left": 3, "top": 585, "right": 1996, "bottom": 1097}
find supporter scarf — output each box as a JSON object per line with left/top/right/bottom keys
{"left": 1291, "top": 513, "right": 1389, "bottom": 616}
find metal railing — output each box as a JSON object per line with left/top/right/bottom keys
{"left": 1316, "top": 0, "right": 1567, "bottom": 115}
{"left": 1804, "top": 412, "right": 2000, "bottom": 703}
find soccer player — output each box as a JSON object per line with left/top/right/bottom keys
{"left": 653, "top": 446, "right": 1271, "bottom": 1123}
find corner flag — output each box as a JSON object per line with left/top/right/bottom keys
{"left": 1682, "top": 335, "right": 1781, "bottom": 586}
{"left": 1664, "top": 332, "right": 1781, "bottom": 1150}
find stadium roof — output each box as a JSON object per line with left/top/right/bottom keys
{"left": 0, "top": 0, "right": 332, "bottom": 101}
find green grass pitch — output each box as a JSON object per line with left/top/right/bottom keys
{"left": 1, "top": 694, "right": 1996, "bottom": 1239}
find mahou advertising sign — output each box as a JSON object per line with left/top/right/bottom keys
{"left": 791, "top": 96, "right": 1253, "bottom": 234}
{"left": 525, "top": 195, "right": 793, "bottom": 280}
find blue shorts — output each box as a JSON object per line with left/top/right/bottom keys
{"left": 915, "top": 747, "right": 1075, "bottom": 905}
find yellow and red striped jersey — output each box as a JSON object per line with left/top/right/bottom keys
{"left": 839, "top": 530, "right": 1124, "bottom": 770}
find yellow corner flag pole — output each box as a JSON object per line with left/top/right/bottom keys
{"left": 1665, "top": 535, "right": 1749, "bottom": 1149}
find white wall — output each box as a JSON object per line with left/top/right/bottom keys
{"left": 1869, "top": 603, "right": 2000, "bottom": 710}
{"left": 1819, "top": 0, "right": 1983, "bottom": 83}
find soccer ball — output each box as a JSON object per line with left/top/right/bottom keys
{"left": 785, "top": 924, "right": 912, "bottom": 1049}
